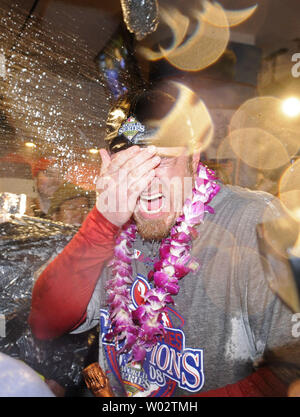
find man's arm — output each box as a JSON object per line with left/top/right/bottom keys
{"left": 190, "top": 367, "right": 287, "bottom": 397}
{"left": 29, "top": 206, "right": 119, "bottom": 339}
{"left": 29, "top": 145, "right": 160, "bottom": 340}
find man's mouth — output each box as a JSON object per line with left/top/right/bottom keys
{"left": 138, "top": 192, "right": 165, "bottom": 215}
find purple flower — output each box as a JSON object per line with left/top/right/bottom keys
{"left": 109, "top": 296, "right": 129, "bottom": 311}
{"left": 142, "top": 319, "right": 164, "bottom": 339}
{"left": 114, "top": 247, "right": 132, "bottom": 263}
{"left": 153, "top": 259, "right": 164, "bottom": 271}
{"left": 153, "top": 272, "right": 179, "bottom": 294}
{"left": 173, "top": 263, "right": 190, "bottom": 278}
{"left": 117, "top": 325, "right": 138, "bottom": 350}
{"left": 107, "top": 287, "right": 128, "bottom": 301}
{"left": 159, "top": 244, "right": 170, "bottom": 259}
{"left": 153, "top": 271, "right": 171, "bottom": 288}
{"left": 171, "top": 232, "right": 190, "bottom": 243}
{"left": 132, "top": 344, "right": 147, "bottom": 362}
{"left": 143, "top": 288, "right": 169, "bottom": 310}
{"left": 169, "top": 245, "right": 187, "bottom": 258}
{"left": 183, "top": 200, "right": 205, "bottom": 225}
{"left": 132, "top": 305, "right": 148, "bottom": 323}
{"left": 111, "top": 260, "right": 132, "bottom": 272}
{"left": 167, "top": 254, "right": 180, "bottom": 265}
{"left": 165, "top": 281, "right": 180, "bottom": 295}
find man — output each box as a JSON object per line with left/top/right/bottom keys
{"left": 27, "top": 157, "right": 62, "bottom": 218}
{"left": 49, "top": 182, "right": 95, "bottom": 226}
{"left": 29, "top": 80, "right": 300, "bottom": 397}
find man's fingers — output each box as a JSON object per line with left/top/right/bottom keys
{"left": 129, "top": 170, "right": 156, "bottom": 205}
{"left": 127, "top": 154, "right": 160, "bottom": 188}
{"left": 122, "top": 146, "right": 158, "bottom": 173}
{"left": 109, "top": 145, "right": 140, "bottom": 172}
{"left": 99, "top": 149, "right": 111, "bottom": 175}
{"left": 96, "top": 146, "right": 160, "bottom": 226}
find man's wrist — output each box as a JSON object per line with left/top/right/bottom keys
{"left": 90, "top": 206, "right": 120, "bottom": 233}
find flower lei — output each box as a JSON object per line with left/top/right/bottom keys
{"left": 105, "top": 162, "right": 220, "bottom": 362}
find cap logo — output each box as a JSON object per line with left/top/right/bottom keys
{"left": 118, "top": 116, "right": 145, "bottom": 141}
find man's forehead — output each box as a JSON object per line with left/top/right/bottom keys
{"left": 155, "top": 146, "right": 188, "bottom": 158}
{"left": 40, "top": 166, "right": 60, "bottom": 176}
{"left": 110, "top": 145, "right": 189, "bottom": 159}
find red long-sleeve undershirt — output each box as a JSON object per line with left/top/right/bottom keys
{"left": 28, "top": 206, "right": 288, "bottom": 396}
{"left": 29, "top": 206, "right": 119, "bottom": 340}
{"left": 190, "top": 367, "right": 287, "bottom": 397}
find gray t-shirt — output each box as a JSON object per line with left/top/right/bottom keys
{"left": 72, "top": 184, "right": 300, "bottom": 397}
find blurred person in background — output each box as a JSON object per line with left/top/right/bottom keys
{"left": 49, "top": 182, "right": 95, "bottom": 226}
{"left": 26, "top": 157, "right": 63, "bottom": 218}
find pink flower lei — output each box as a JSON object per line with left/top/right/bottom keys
{"left": 105, "top": 162, "right": 220, "bottom": 362}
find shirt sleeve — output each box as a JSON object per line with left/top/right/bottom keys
{"left": 189, "top": 367, "right": 287, "bottom": 397}
{"left": 192, "top": 192, "right": 300, "bottom": 397}
{"left": 241, "top": 196, "right": 300, "bottom": 388}
{"left": 29, "top": 206, "right": 119, "bottom": 340}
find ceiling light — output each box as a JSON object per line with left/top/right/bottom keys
{"left": 282, "top": 97, "right": 300, "bottom": 118}
{"left": 89, "top": 148, "right": 99, "bottom": 154}
{"left": 25, "top": 142, "right": 36, "bottom": 148}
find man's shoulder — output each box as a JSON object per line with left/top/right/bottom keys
{"left": 204, "top": 184, "right": 288, "bottom": 244}
{"left": 219, "top": 183, "right": 276, "bottom": 204}
{"left": 214, "top": 184, "right": 282, "bottom": 218}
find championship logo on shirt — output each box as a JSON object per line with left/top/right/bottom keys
{"left": 101, "top": 275, "right": 205, "bottom": 396}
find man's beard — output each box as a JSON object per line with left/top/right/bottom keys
{"left": 133, "top": 212, "right": 177, "bottom": 241}
{"left": 133, "top": 156, "right": 195, "bottom": 241}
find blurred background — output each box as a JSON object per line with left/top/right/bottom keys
{"left": 0, "top": 0, "right": 299, "bottom": 209}
{"left": 0, "top": 0, "right": 300, "bottom": 396}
